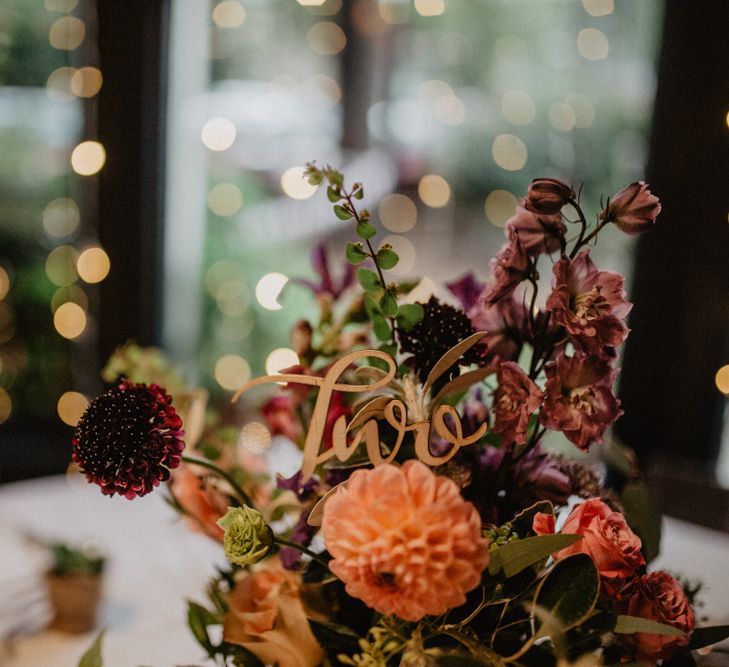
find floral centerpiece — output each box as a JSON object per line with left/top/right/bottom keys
{"left": 72, "top": 168, "right": 729, "bottom": 666}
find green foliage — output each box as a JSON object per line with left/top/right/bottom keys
{"left": 685, "top": 623, "right": 729, "bottom": 650}
{"left": 397, "top": 303, "right": 424, "bottom": 329}
{"left": 613, "top": 614, "right": 684, "bottom": 637}
{"left": 356, "top": 221, "right": 377, "bottom": 239}
{"left": 379, "top": 290, "right": 399, "bottom": 317}
{"left": 376, "top": 247, "right": 399, "bottom": 269}
{"left": 346, "top": 242, "right": 368, "bottom": 264}
{"left": 373, "top": 316, "right": 392, "bottom": 341}
{"left": 488, "top": 533, "right": 582, "bottom": 579}
{"left": 357, "top": 268, "right": 380, "bottom": 292}
{"left": 77, "top": 629, "right": 105, "bottom": 667}
{"left": 50, "top": 542, "right": 105, "bottom": 577}
{"left": 334, "top": 204, "right": 353, "bottom": 220}
{"left": 308, "top": 619, "right": 361, "bottom": 657}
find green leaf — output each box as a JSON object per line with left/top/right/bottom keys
{"left": 345, "top": 242, "right": 368, "bottom": 264}
{"left": 187, "top": 602, "right": 217, "bottom": 658}
{"left": 377, "top": 248, "right": 399, "bottom": 269}
{"left": 308, "top": 619, "right": 361, "bottom": 656}
{"left": 78, "top": 629, "right": 105, "bottom": 667}
{"left": 511, "top": 500, "right": 554, "bottom": 538}
{"left": 614, "top": 615, "right": 685, "bottom": 637}
{"left": 352, "top": 185, "right": 364, "bottom": 199}
{"left": 364, "top": 294, "right": 380, "bottom": 319}
{"left": 306, "top": 171, "right": 323, "bottom": 186}
{"left": 333, "top": 204, "right": 352, "bottom": 220}
{"left": 533, "top": 553, "right": 600, "bottom": 631}
{"left": 686, "top": 624, "right": 729, "bottom": 650}
{"left": 380, "top": 291, "right": 399, "bottom": 317}
{"left": 373, "top": 316, "right": 391, "bottom": 341}
{"left": 356, "top": 221, "right": 377, "bottom": 239}
{"left": 379, "top": 342, "right": 397, "bottom": 358}
{"left": 488, "top": 533, "right": 582, "bottom": 578}
{"left": 357, "top": 268, "right": 380, "bottom": 292}
{"left": 397, "top": 303, "right": 424, "bottom": 328}
{"left": 620, "top": 479, "right": 662, "bottom": 564}
{"left": 327, "top": 186, "right": 340, "bottom": 202}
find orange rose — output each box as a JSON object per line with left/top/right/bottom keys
{"left": 223, "top": 558, "right": 323, "bottom": 667}
{"left": 626, "top": 571, "right": 694, "bottom": 661}
{"left": 170, "top": 465, "right": 230, "bottom": 542}
{"left": 554, "top": 498, "right": 645, "bottom": 581}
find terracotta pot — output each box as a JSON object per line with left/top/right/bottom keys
{"left": 46, "top": 573, "right": 103, "bottom": 634}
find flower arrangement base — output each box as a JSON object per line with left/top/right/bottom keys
{"left": 46, "top": 573, "right": 102, "bottom": 634}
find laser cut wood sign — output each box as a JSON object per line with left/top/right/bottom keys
{"left": 232, "top": 333, "right": 490, "bottom": 482}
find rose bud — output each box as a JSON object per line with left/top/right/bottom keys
{"left": 526, "top": 178, "right": 575, "bottom": 215}
{"left": 603, "top": 181, "right": 661, "bottom": 235}
{"left": 217, "top": 506, "right": 274, "bottom": 566}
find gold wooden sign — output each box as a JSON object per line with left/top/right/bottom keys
{"left": 233, "top": 337, "right": 489, "bottom": 481}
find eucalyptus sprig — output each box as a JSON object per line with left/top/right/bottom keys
{"left": 304, "top": 163, "right": 424, "bottom": 356}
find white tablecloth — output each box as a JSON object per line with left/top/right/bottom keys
{"left": 1, "top": 474, "right": 728, "bottom": 667}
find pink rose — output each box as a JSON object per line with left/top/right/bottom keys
{"left": 492, "top": 361, "right": 544, "bottom": 445}
{"left": 540, "top": 350, "right": 622, "bottom": 449}
{"left": 546, "top": 250, "right": 632, "bottom": 355}
{"left": 603, "top": 181, "right": 661, "bottom": 235}
{"left": 527, "top": 177, "right": 575, "bottom": 215}
{"left": 505, "top": 199, "right": 566, "bottom": 255}
{"left": 555, "top": 498, "right": 645, "bottom": 580}
{"left": 481, "top": 228, "right": 530, "bottom": 305}
{"left": 224, "top": 558, "right": 324, "bottom": 667}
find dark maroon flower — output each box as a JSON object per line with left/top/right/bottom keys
{"left": 546, "top": 250, "right": 631, "bottom": 354}
{"left": 446, "top": 272, "right": 486, "bottom": 311}
{"left": 505, "top": 199, "right": 566, "bottom": 255}
{"left": 603, "top": 181, "right": 661, "bottom": 235}
{"left": 72, "top": 380, "right": 185, "bottom": 499}
{"left": 481, "top": 228, "right": 530, "bottom": 305}
{"left": 468, "top": 293, "right": 527, "bottom": 364}
{"left": 261, "top": 395, "right": 302, "bottom": 443}
{"left": 491, "top": 361, "right": 543, "bottom": 446}
{"left": 526, "top": 177, "right": 575, "bottom": 215}
{"left": 540, "top": 351, "right": 622, "bottom": 450}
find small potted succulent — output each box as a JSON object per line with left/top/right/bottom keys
{"left": 46, "top": 542, "right": 105, "bottom": 634}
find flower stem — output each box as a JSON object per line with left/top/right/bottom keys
{"left": 181, "top": 455, "right": 253, "bottom": 508}
{"left": 275, "top": 536, "right": 332, "bottom": 573}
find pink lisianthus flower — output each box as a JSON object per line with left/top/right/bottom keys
{"left": 491, "top": 361, "right": 544, "bottom": 446}
{"left": 481, "top": 228, "right": 530, "bottom": 305}
{"left": 546, "top": 250, "right": 632, "bottom": 354}
{"left": 603, "top": 181, "right": 661, "bottom": 235}
{"left": 468, "top": 293, "right": 527, "bottom": 364}
{"left": 505, "top": 199, "right": 566, "bottom": 256}
{"left": 527, "top": 177, "right": 575, "bottom": 215}
{"left": 547, "top": 498, "right": 645, "bottom": 581}
{"left": 540, "top": 350, "right": 622, "bottom": 449}
{"left": 322, "top": 461, "right": 489, "bottom": 622}
{"left": 625, "top": 571, "right": 694, "bottom": 662}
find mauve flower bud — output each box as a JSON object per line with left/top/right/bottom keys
{"left": 291, "top": 319, "right": 313, "bottom": 356}
{"left": 604, "top": 181, "right": 661, "bottom": 235}
{"left": 526, "top": 178, "right": 575, "bottom": 215}
{"left": 217, "top": 506, "right": 273, "bottom": 566}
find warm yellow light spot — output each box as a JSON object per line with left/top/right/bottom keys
{"left": 0, "top": 303, "right": 15, "bottom": 345}
{"left": 212, "top": 0, "right": 247, "bottom": 28}
{"left": 379, "top": 194, "right": 417, "bottom": 232}
{"left": 582, "top": 0, "right": 614, "bottom": 16}
{"left": 44, "top": 0, "right": 79, "bottom": 11}
{"left": 419, "top": 79, "right": 453, "bottom": 105}
{"left": 255, "top": 272, "right": 289, "bottom": 311}
{"left": 0, "top": 267, "right": 9, "bottom": 301}
{"left": 381, "top": 234, "right": 416, "bottom": 275}
{"left": 725, "top": 111, "right": 729, "bottom": 129}
{"left": 297, "top": 0, "right": 327, "bottom": 5}
{"left": 549, "top": 102, "right": 576, "bottom": 132}
{"left": 43, "top": 198, "right": 80, "bottom": 238}
{"left": 502, "top": 90, "right": 536, "bottom": 126}
{"left": 77, "top": 247, "right": 111, "bottom": 283}
{"left": 238, "top": 421, "right": 272, "bottom": 453}
{"left": 485, "top": 190, "right": 518, "bottom": 227}
{"left": 49, "top": 16, "right": 85, "bottom": 51}
{"left": 432, "top": 94, "right": 465, "bottom": 125}
{"left": 378, "top": 0, "right": 410, "bottom": 24}
{"left": 214, "top": 354, "right": 251, "bottom": 390}
{"left": 218, "top": 314, "right": 253, "bottom": 342}
{"left": 57, "top": 391, "right": 89, "bottom": 427}
{"left": 201, "top": 117, "right": 236, "bottom": 151}
{"left": 70, "top": 67, "right": 103, "bottom": 98}
{"left": 46, "top": 246, "right": 79, "bottom": 287}
{"left": 577, "top": 28, "right": 609, "bottom": 60}
{"left": 566, "top": 93, "right": 595, "bottom": 128}
{"left": 311, "top": 74, "right": 341, "bottom": 106}
{"left": 716, "top": 365, "right": 729, "bottom": 395}
{"left": 414, "top": 0, "right": 445, "bottom": 17}
{"left": 46, "top": 67, "right": 76, "bottom": 102}
{"left": 208, "top": 183, "right": 243, "bottom": 216}
{"left": 51, "top": 286, "right": 88, "bottom": 313}
{"left": 0, "top": 388, "right": 11, "bottom": 425}
{"left": 71, "top": 141, "right": 106, "bottom": 176}
{"left": 280, "top": 166, "right": 318, "bottom": 200}
{"left": 54, "top": 302, "right": 87, "bottom": 339}
{"left": 206, "top": 260, "right": 246, "bottom": 298}
{"left": 307, "top": 21, "right": 347, "bottom": 55}
{"left": 266, "top": 348, "right": 300, "bottom": 375}
{"left": 492, "top": 134, "right": 528, "bottom": 171}
{"left": 417, "top": 175, "right": 451, "bottom": 208}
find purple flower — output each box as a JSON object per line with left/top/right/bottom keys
{"left": 446, "top": 272, "right": 486, "bottom": 311}
{"left": 294, "top": 244, "right": 355, "bottom": 298}
{"left": 481, "top": 228, "right": 530, "bottom": 305}
{"left": 505, "top": 200, "right": 566, "bottom": 256}
{"left": 468, "top": 292, "right": 528, "bottom": 364}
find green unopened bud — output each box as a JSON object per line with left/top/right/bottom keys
{"left": 217, "top": 506, "right": 273, "bottom": 566}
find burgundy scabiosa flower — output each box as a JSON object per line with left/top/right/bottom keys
{"left": 72, "top": 379, "right": 185, "bottom": 499}
{"left": 546, "top": 250, "right": 632, "bottom": 354}
{"left": 540, "top": 350, "right": 622, "bottom": 449}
